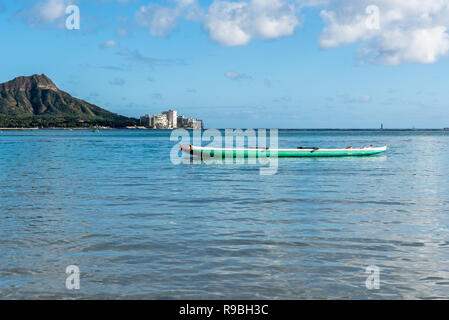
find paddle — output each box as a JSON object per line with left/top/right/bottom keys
{"left": 297, "top": 147, "right": 320, "bottom": 153}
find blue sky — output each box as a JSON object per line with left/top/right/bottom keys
{"left": 1, "top": 0, "right": 449, "bottom": 128}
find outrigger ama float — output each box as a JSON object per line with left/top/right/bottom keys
{"left": 181, "top": 144, "right": 387, "bottom": 158}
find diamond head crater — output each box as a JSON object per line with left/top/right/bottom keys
{"left": 0, "top": 74, "right": 139, "bottom": 129}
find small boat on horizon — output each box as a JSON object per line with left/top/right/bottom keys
{"left": 181, "top": 144, "right": 387, "bottom": 158}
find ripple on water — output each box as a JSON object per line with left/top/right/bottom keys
{"left": 1, "top": 130, "right": 448, "bottom": 299}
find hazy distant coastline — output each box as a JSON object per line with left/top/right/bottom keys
{"left": 1, "top": 128, "right": 447, "bottom": 131}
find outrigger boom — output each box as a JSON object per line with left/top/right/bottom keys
{"left": 181, "top": 144, "right": 387, "bottom": 158}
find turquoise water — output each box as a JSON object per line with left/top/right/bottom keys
{"left": 0, "top": 129, "right": 448, "bottom": 299}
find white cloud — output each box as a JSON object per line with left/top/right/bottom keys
{"left": 116, "top": 26, "right": 131, "bottom": 38}
{"left": 358, "top": 26, "right": 449, "bottom": 65}
{"left": 135, "top": 0, "right": 202, "bottom": 37}
{"left": 134, "top": 0, "right": 298, "bottom": 45}
{"left": 115, "top": 16, "right": 133, "bottom": 38}
{"left": 100, "top": 40, "right": 119, "bottom": 48}
{"left": 175, "top": 0, "right": 197, "bottom": 7}
{"left": 318, "top": 0, "right": 449, "bottom": 65}
{"left": 319, "top": 10, "right": 373, "bottom": 48}
{"left": 19, "top": 0, "right": 74, "bottom": 25}
{"left": 225, "top": 71, "right": 252, "bottom": 80}
{"left": 204, "top": 0, "right": 299, "bottom": 46}
{"left": 347, "top": 94, "right": 372, "bottom": 104}
{"left": 135, "top": 4, "right": 179, "bottom": 37}
{"left": 130, "top": 0, "right": 449, "bottom": 65}
{"left": 39, "top": 0, "right": 69, "bottom": 22}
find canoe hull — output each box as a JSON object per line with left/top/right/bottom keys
{"left": 181, "top": 145, "right": 387, "bottom": 158}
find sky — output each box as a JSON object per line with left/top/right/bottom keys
{"left": 1, "top": 0, "right": 449, "bottom": 128}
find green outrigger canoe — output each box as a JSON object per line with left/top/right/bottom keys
{"left": 181, "top": 144, "right": 387, "bottom": 158}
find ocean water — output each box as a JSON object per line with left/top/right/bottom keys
{"left": 0, "top": 129, "right": 448, "bottom": 299}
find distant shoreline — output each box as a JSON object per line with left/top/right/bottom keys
{"left": 0, "top": 128, "right": 40, "bottom": 130}
{"left": 0, "top": 128, "right": 447, "bottom": 131}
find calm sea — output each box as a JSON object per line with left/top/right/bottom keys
{"left": 0, "top": 129, "right": 448, "bottom": 299}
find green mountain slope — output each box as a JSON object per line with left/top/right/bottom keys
{"left": 0, "top": 74, "right": 138, "bottom": 128}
